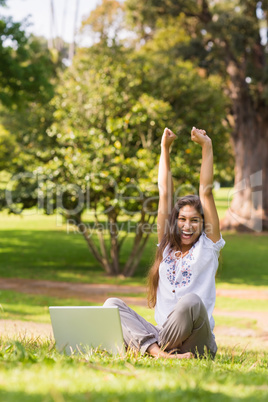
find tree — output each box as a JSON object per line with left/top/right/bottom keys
{"left": 81, "top": 0, "right": 124, "bottom": 44}
{"left": 125, "top": 0, "right": 268, "bottom": 231}
{"left": 35, "top": 37, "right": 228, "bottom": 276}
{"left": 0, "top": 19, "right": 55, "bottom": 108}
{"left": 1, "top": 0, "right": 231, "bottom": 277}
{"left": 0, "top": 5, "right": 61, "bottom": 209}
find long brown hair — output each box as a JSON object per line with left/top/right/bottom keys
{"left": 147, "top": 195, "right": 204, "bottom": 308}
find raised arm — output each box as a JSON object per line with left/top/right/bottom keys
{"left": 191, "top": 127, "right": 221, "bottom": 243}
{"left": 157, "top": 128, "right": 176, "bottom": 243}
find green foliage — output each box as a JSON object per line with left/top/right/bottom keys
{"left": 46, "top": 45, "right": 166, "bottom": 214}
{"left": 37, "top": 43, "right": 230, "bottom": 274}
{"left": 0, "top": 0, "right": 234, "bottom": 275}
{"left": 124, "top": 0, "right": 268, "bottom": 232}
{"left": 125, "top": 0, "right": 199, "bottom": 36}
{"left": 81, "top": 0, "right": 124, "bottom": 44}
{"left": 0, "top": 123, "right": 17, "bottom": 171}
{"left": 0, "top": 8, "right": 61, "bottom": 196}
{"left": 41, "top": 42, "right": 229, "bottom": 216}
{"left": 0, "top": 21, "right": 56, "bottom": 108}
{"left": 0, "top": 19, "right": 61, "bottom": 210}
{"left": 124, "top": 0, "right": 268, "bottom": 103}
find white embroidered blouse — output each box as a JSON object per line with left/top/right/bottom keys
{"left": 155, "top": 232, "right": 225, "bottom": 332}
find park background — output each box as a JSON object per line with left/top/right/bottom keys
{"left": 0, "top": 1, "right": 267, "bottom": 401}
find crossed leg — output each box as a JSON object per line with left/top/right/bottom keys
{"left": 103, "top": 293, "right": 216, "bottom": 359}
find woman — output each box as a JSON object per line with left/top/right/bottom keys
{"left": 104, "top": 127, "right": 225, "bottom": 359}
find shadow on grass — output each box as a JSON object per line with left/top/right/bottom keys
{"left": 0, "top": 228, "right": 149, "bottom": 284}
{"left": 0, "top": 229, "right": 106, "bottom": 282}
{"left": 0, "top": 229, "right": 96, "bottom": 269}
{"left": 0, "top": 229, "right": 267, "bottom": 287}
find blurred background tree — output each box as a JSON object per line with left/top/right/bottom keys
{"left": 0, "top": 1, "right": 61, "bottom": 208}
{"left": 7, "top": 0, "right": 268, "bottom": 276}
{"left": 26, "top": 2, "right": 229, "bottom": 276}
{"left": 125, "top": 0, "right": 268, "bottom": 231}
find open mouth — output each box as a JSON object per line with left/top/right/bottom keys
{"left": 181, "top": 231, "right": 194, "bottom": 240}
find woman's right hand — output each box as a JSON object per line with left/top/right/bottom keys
{"left": 161, "top": 127, "right": 177, "bottom": 149}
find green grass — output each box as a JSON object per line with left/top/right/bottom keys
{"left": 0, "top": 228, "right": 267, "bottom": 288}
{"left": 215, "top": 297, "right": 268, "bottom": 311}
{"left": 1, "top": 289, "right": 265, "bottom": 338}
{"left": 0, "top": 338, "right": 267, "bottom": 402}
{"left": 215, "top": 234, "right": 268, "bottom": 288}
{"left": 213, "top": 187, "right": 233, "bottom": 219}
{"left": 1, "top": 208, "right": 268, "bottom": 289}
{"left": 1, "top": 290, "right": 266, "bottom": 329}
{"left": 0, "top": 290, "right": 98, "bottom": 323}
{"left": 1, "top": 188, "right": 268, "bottom": 401}
{"left": 0, "top": 290, "right": 155, "bottom": 325}
{"left": 214, "top": 315, "right": 258, "bottom": 330}
{"left": 0, "top": 210, "right": 149, "bottom": 285}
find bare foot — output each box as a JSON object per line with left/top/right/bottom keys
{"left": 147, "top": 343, "right": 194, "bottom": 359}
{"left": 170, "top": 352, "right": 193, "bottom": 359}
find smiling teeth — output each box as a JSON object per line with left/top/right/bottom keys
{"left": 182, "top": 231, "right": 193, "bottom": 235}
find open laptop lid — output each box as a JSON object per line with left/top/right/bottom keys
{"left": 49, "top": 306, "right": 125, "bottom": 355}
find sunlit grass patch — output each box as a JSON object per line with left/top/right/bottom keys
{"left": 0, "top": 337, "right": 267, "bottom": 402}
{"left": 215, "top": 297, "right": 268, "bottom": 311}
{"left": 1, "top": 189, "right": 268, "bottom": 400}
{"left": 0, "top": 290, "right": 156, "bottom": 327}
{"left": 214, "top": 315, "right": 258, "bottom": 330}
{"left": 1, "top": 189, "right": 268, "bottom": 290}
{"left": 0, "top": 290, "right": 98, "bottom": 323}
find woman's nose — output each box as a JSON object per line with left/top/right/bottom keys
{"left": 183, "top": 220, "right": 191, "bottom": 229}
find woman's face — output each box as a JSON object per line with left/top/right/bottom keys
{"left": 177, "top": 205, "right": 203, "bottom": 247}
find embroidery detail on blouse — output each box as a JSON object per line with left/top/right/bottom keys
{"left": 165, "top": 244, "right": 196, "bottom": 289}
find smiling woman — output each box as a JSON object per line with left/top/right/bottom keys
{"left": 170, "top": 195, "right": 204, "bottom": 249}
{"left": 104, "top": 127, "right": 226, "bottom": 360}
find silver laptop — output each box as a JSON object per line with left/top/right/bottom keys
{"left": 49, "top": 306, "right": 125, "bottom": 355}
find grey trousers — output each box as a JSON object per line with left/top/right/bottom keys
{"left": 103, "top": 293, "right": 217, "bottom": 358}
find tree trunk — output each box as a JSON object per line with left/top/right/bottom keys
{"left": 123, "top": 233, "right": 150, "bottom": 277}
{"left": 75, "top": 209, "right": 154, "bottom": 277}
{"left": 108, "top": 211, "right": 120, "bottom": 275}
{"left": 122, "top": 210, "right": 146, "bottom": 276}
{"left": 80, "top": 223, "right": 114, "bottom": 274}
{"left": 122, "top": 212, "right": 156, "bottom": 276}
{"left": 221, "top": 63, "right": 268, "bottom": 231}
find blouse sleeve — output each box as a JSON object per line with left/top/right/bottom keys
{"left": 202, "top": 232, "right": 225, "bottom": 256}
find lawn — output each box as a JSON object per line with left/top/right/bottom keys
{"left": 0, "top": 187, "right": 268, "bottom": 401}
{"left": 1, "top": 290, "right": 268, "bottom": 324}
{"left": 1, "top": 292, "right": 267, "bottom": 401}
{"left": 0, "top": 189, "right": 267, "bottom": 288}
{"left": 0, "top": 338, "right": 267, "bottom": 402}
